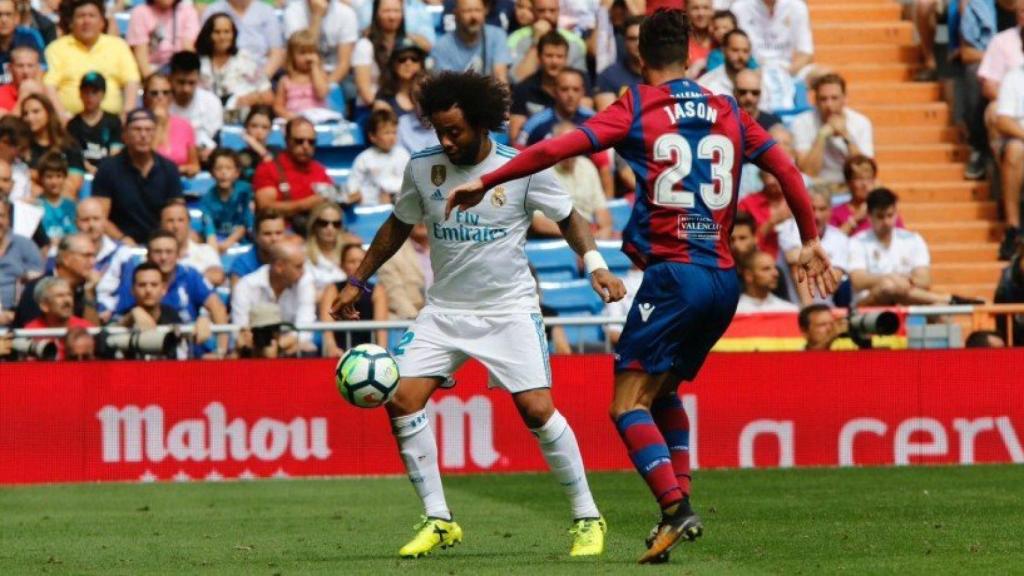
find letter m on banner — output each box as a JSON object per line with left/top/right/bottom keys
{"left": 427, "top": 396, "right": 500, "bottom": 469}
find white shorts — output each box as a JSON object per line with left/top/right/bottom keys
{"left": 394, "top": 312, "right": 552, "bottom": 394}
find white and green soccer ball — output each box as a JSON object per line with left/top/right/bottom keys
{"left": 336, "top": 343, "right": 400, "bottom": 408}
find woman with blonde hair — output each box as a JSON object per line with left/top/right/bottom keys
{"left": 305, "top": 201, "right": 360, "bottom": 297}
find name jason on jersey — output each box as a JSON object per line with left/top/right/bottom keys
{"left": 432, "top": 210, "right": 508, "bottom": 244}
{"left": 662, "top": 100, "right": 719, "bottom": 125}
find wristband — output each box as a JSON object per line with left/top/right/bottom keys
{"left": 347, "top": 276, "right": 373, "bottom": 295}
{"left": 583, "top": 250, "right": 608, "bottom": 275}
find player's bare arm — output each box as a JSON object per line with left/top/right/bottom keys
{"left": 330, "top": 215, "right": 414, "bottom": 320}
{"left": 557, "top": 210, "right": 626, "bottom": 303}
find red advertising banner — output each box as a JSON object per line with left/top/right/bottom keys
{"left": 1, "top": 350, "right": 1023, "bottom": 485}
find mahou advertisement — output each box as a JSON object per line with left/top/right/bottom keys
{"left": 1, "top": 350, "right": 1023, "bottom": 485}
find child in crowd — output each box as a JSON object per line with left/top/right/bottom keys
{"left": 347, "top": 108, "right": 408, "bottom": 206}
{"left": 274, "top": 30, "right": 330, "bottom": 121}
{"left": 66, "top": 72, "right": 123, "bottom": 173}
{"left": 238, "top": 104, "right": 275, "bottom": 182}
{"left": 200, "top": 148, "right": 252, "bottom": 254}
{"left": 37, "top": 151, "right": 76, "bottom": 246}
{"left": 705, "top": 10, "right": 757, "bottom": 72}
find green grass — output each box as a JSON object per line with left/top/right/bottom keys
{"left": 2, "top": 466, "right": 1023, "bottom": 575}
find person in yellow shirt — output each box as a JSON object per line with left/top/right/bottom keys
{"left": 43, "top": 0, "right": 140, "bottom": 115}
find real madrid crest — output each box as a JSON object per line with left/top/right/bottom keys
{"left": 431, "top": 165, "right": 446, "bottom": 186}
{"left": 491, "top": 187, "right": 506, "bottom": 207}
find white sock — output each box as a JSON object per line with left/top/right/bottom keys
{"left": 392, "top": 410, "right": 451, "bottom": 521}
{"left": 531, "top": 410, "right": 600, "bottom": 520}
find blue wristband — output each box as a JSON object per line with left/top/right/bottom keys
{"left": 347, "top": 277, "right": 373, "bottom": 295}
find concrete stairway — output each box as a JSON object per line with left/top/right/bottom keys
{"left": 809, "top": 0, "right": 1004, "bottom": 300}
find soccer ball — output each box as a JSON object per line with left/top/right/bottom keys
{"left": 336, "top": 343, "right": 400, "bottom": 408}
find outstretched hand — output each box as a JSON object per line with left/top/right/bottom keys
{"left": 444, "top": 178, "right": 487, "bottom": 220}
{"left": 591, "top": 269, "right": 626, "bottom": 303}
{"left": 796, "top": 239, "right": 838, "bottom": 299}
{"left": 330, "top": 283, "right": 364, "bottom": 320}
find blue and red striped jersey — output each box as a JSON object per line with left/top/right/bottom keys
{"left": 579, "top": 79, "right": 775, "bottom": 270}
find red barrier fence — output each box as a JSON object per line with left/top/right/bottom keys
{"left": 2, "top": 351, "right": 1023, "bottom": 485}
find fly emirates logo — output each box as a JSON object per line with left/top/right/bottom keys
{"left": 96, "top": 403, "right": 331, "bottom": 463}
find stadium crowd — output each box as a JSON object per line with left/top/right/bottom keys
{"left": 0, "top": 0, "right": 1020, "bottom": 361}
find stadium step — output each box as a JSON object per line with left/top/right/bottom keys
{"left": 933, "top": 283, "right": 997, "bottom": 301}
{"left": 808, "top": 0, "right": 904, "bottom": 5}
{"left": 930, "top": 243, "right": 1001, "bottom": 263}
{"left": 858, "top": 103, "right": 950, "bottom": 126}
{"left": 875, "top": 125, "right": 960, "bottom": 145}
{"left": 831, "top": 63, "right": 918, "bottom": 83}
{"left": 846, "top": 83, "right": 942, "bottom": 105}
{"left": 931, "top": 262, "right": 1006, "bottom": 284}
{"left": 916, "top": 221, "right": 1004, "bottom": 244}
{"left": 887, "top": 181, "right": 988, "bottom": 201}
{"left": 883, "top": 166, "right": 974, "bottom": 184}
{"left": 812, "top": 23, "right": 915, "bottom": 45}
{"left": 900, "top": 201, "right": 998, "bottom": 222}
{"left": 816, "top": 44, "right": 919, "bottom": 65}
{"left": 808, "top": 4, "right": 903, "bottom": 23}
{"left": 875, "top": 144, "right": 968, "bottom": 164}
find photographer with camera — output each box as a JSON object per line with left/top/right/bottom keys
{"left": 22, "top": 276, "right": 94, "bottom": 360}
{"left": 798, "top": 304, "right": 845, "bottom": 351}
{"left": 236, "top": 302, "right": 295, "bottom": 359}
{"left": 253, "top": 117, "right": 359, "bottom": 235}
{"left": 111, "top": 262, "right": 197, "bottom": 359}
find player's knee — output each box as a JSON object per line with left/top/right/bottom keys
{"left": 513, "top": 391, "right": 555, "bottom": 429}
{"left": 1004, "top": 140, "right": 1024, "bottom": 164}
{"left": 386, "top": 383, "right": 429, "bottom": 417}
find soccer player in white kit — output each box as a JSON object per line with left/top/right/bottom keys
{"left": 332, "top": 71, "right": 626, "bottom": 559}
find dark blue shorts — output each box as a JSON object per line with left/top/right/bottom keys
{"left": 614, "top": 262, "right": 740, "bottom": 380}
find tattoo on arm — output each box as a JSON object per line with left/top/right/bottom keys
{"left": 558, "top": 210, "right": 598, "bottom": 256}
{"left": 353, "top": 215, "right": 414, "bottom": 281}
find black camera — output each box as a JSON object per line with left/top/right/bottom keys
{"left": 844, "top": 307, "right": 900, "bottom": 349}
{"left": 251, "top": 325, "right": 281, "bottom": 350}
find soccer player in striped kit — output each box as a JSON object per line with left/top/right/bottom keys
{"left": 447, "top": 9, "right": 837, "bottom": 564}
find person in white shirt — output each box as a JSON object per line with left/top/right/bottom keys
{"left": 159, "top": 202, "right": 224, "bottom": 287}
{"left": 231, "top": 243, "right": 317, "bottom": 352}
{"left": 731, "top": 0, "right": 814, "bottom": 77}
{"left": 330, "top": 72, "right": 624, "bottom": 557}
{"left": 348, "top": 108, "right": 410, "bottom": 205}
{"left": 698, "top": 29, "right": 754, "bottom": 96}
{"left": 283, "top": 0, "right": 359, "bottom": 85}
{"left": 778, "top": 190, "right": 848, "bottom": 306}
{"left": 791, "top": 74, "right": 874, "bottom": 185}
{"left": 848, "top": 188, "right": 976, "bottom": 306}
{"left": 168, "top": 51, "right": 224, "bottom": 160}
{"left": 735, "top": 250, "right": 800, "bottom": 312}
{"left": 531, "top": 122, "right": 612, "bottom": 238}
{"left": 994, "top": 59, "right": 1024, "bottom": 260}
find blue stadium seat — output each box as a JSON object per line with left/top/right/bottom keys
{"left": 183, "top": 172, "right": 214, "bottom": 199}
{"left": 328, "top": 168, "right": 350, "bottom": 187}
{"left": 188, "top": 208, "right": 205, "bottom": 236}
{"left": 526, "top": 240, "right": 578, "bottom": 281}
{"left": 221, "top": 244, "right": 253, "bottom": 272}
{"left": 595, "top": 240, "right": 632, "bottom": 275}
{"left": 115, "top": 13, "right": 129, "bottom": 37}
{"left": 327, "top": 84, "right": 347, "bottom": 116}
{"left": 220, "top": 126, "right": 246, "bottom": 150}
{"left": 345, "top": 205, "right": 393, "bottom": 241}
{"left": 80, "top": 174, "right": 93, "bottom": 199}
{"left": 539, "top": 279, "right": 605, "bottom": 346}
{"left": 608, "top": 198, "right": 631, "bottom": 232}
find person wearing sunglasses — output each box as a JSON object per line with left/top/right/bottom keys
{"left": 733, "top": 68, "right": 782, "bottom": 132}
{"left": 304, "top": 201, "right": 360, "bottom": 298}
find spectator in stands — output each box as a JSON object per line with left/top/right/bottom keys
{"left": 116, "top": 260, "right": 184, "bottom": 330}
{"left": 431, "top": 0, "right": 511, "bottom": 84}
{"left": 965, "top": 329, "right": 1006, "bottom": 348}
{"left": 738, "top": 170, "right": 789, "bottom": 259}
{"left": 63, "top": 326, "right": 95, "bottom": 360}
{"left": 67, "top": 72, "right": 123, "bottom": 173}
{"left": 798, "top": 303, "right": 841, "bottom": 351}
{"left": 14, "top": 0, "right": 56, "bottom": 46}
{"left": 509, "top": 32, "right": 580, "bottom": 142}
{"left": 0, "top": 116, "right": 28, "bottom": 199}
{"left": 378, "top": 222, "right": 429, "bottom": 319}
{"left": 14, "top": 233, "right": 100, "bottom": 327}
{"left": 74, "top": 197, "right": 125, "bottom": 280}
{"left": 229, "top": 209, "right": 285, "bottom": 285}
{"left": 374, "top": 38, "right": 426, "bottom": 118}
{"left": 283, "top": 0, "right": 358, "bottom": 86}
{"left": 22, "top": 94, "right": 85, "bottom": 196}
{"left": 305, "top": 202, "right": 351, "bottom": 296}
{"left": 729, "top": 211, "right": 758, "bottom": 264}
{"left": 779, "top": 189, "right": 848, "bottom": 306}
{"left": 734, "top": 69, "right": 782, "bottom": 132}
{"left": 159, "top": 201, "right": 224, "bottom": 287}
{"left": 320, "top": 243, "right": 390, "bottom": 355}
{"left": 732, "top": 0, "right": 814, "bottom": 78}
{"left": 232, "top": 242, "right": 316, "bottom": 354}
{"left": 791, "top": 74, "right": 874, "bottom": 186}
{"left": 830, "top": 156, "right": 903, "bottom": 236}
{"left": 912, "top": 0, "right": 940, "bottom": 82}
{"left": 235, "top": 301, "right": 294, "bottom": 358}
{"left": 44, "top": 0, "right": 140, "bottom": 115}
{"left": 512, "top": 0, "right": 533, "bottom": 30}
{"left": 200, "top": 0, "right": 286, "bottom": 77}
{"left": 994, "top": 242, "right": 1024, "bottom": 345}
{"left": 706, "top": 10, "right": 756, "bottom": 72}
{"left": 23, "top": 276, "right": 93, "bottom": 360}
{"left": 994, "top": 33, "right": 1024, "bottom": 260}
{"left": 36, "top": 151, "right": 75, "bottom": 247}
{"left": 506, "top": 0, "right": 585, "bottom": 83}
{"left": 444, "top": 0, "right": 517, "bottom": 33}
{"left": 849, "top": 188, "right": 977, "bottom": 306}
{"left": 685, "top": 0, "right": 714, "bottom": 78}
{"left": 397, "top": 93, "right": 440, "bottom": 153}
{"left": 0, "top": 45, "right": 64, "bottom": 118}
{"left": 0, "top": 196, "right": 41, "bottom": 324}
{"left": 194, "top": 12, "right": 273, "bottom": 122}
{"left": 978, "top": 0, "right": 1024, "bottom": 114}
{"left": 274, "top": 31, "right": 332, "bottom": 122}
{"left": 735, "top": 251, "right": 798, "bottom": 313}
{"left": 142, "top": 74, "right": 200, "bottom": 177}
{"left": 114, "top": 229, "right": 229, "bottom": 354}
{"left": 93, "top": 108, "right": 184, "bottom": 246}
{"left": 169, "top": 51, "right": 223, "bottom": 161}
{"left": 698, "top": 29, "right": 754, "bottom": 96}
{"left": 349, "top": 108, "right": 408, "bottom": 206}
{"left": 352, "top": 0, "right": 432, "bottom": 113}
{"left": 201, "top": 148, "right": 251, "bottom": 253}
{"left": 253, "top": 117, "right": 341, "bottom": 230}
{"left": 356, "top": 0, "right": 438, "bottom": 45}
{"left": 593, "top": 15, "right": 642, "bottom": 111}
{"left": 236, "top": 105, "right": 275, "bottom": 181}
{"left": 126, "top": 0, "right": 199, "bottom": 78}
{"left": 0, "top": 0, "right": 44, "bottom": 88}
{"left": 531, "top": 122, "right": 612, "bottom": 238}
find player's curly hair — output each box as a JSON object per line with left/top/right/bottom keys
{"left": 417, "top": 71, "right": 509, "bottom": 132}
{"left": 640, "top": 9, "right": 690, "bottom": 70}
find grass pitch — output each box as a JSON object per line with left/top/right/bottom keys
{"left": 2, "top": 465, "right": 1022, "bottom": 575}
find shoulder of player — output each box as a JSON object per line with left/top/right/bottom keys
{"left": 494, "top": 142, "right": 518, "bottom": 160}
{"left": 408, "top": 145, "right": 445, "bottom": 162}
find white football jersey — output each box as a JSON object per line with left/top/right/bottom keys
{"left": 393, "top": 140, "right": 574, "bottom": 314}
